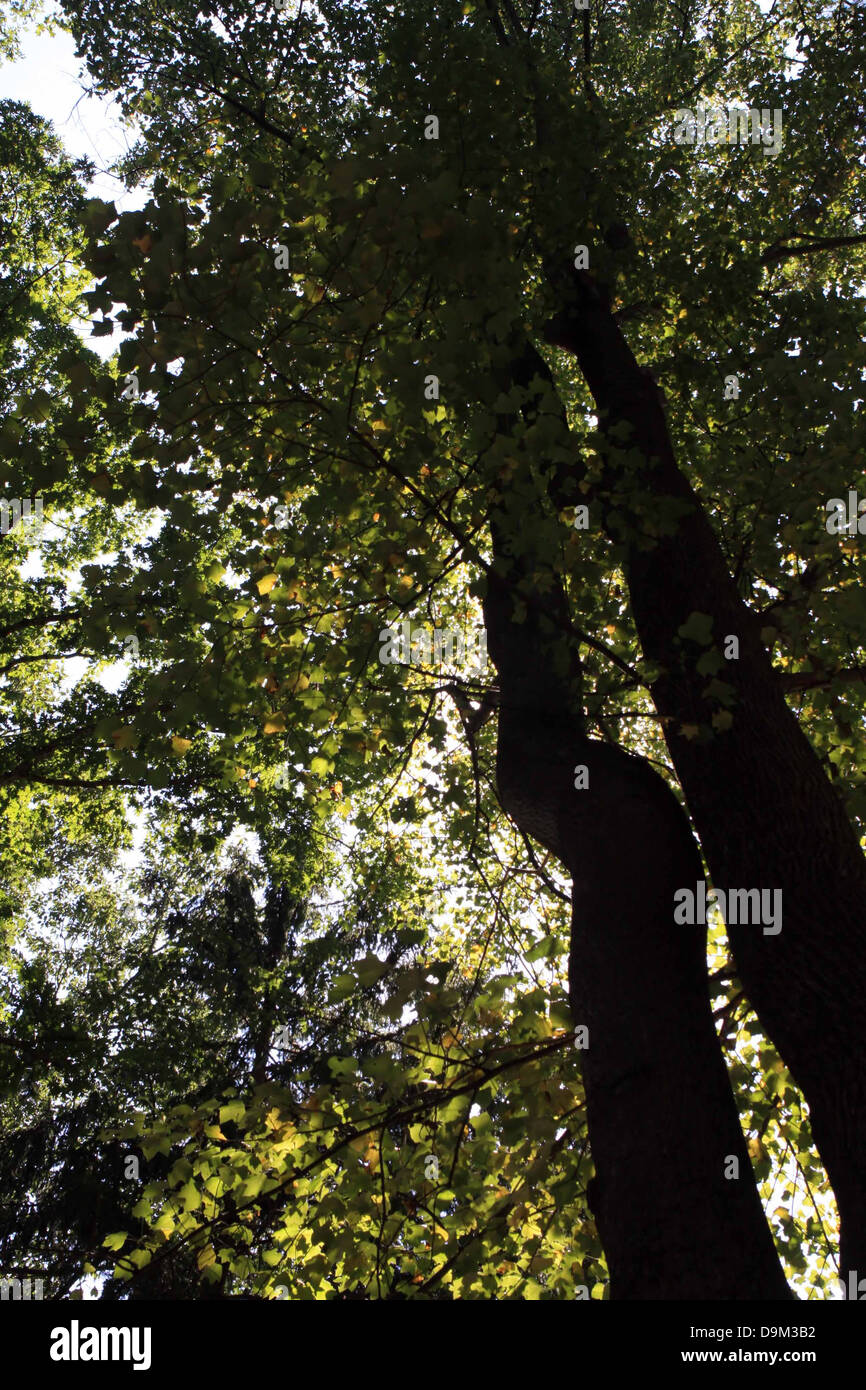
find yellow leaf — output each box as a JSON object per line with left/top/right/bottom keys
{"left": 197, "top": 1246, "right": 216, "bottom": 1271}
{"left": 257, "top": 573, "right": 279, "bottom": 595}
{"left": 264, "top": 713, "right": 287, "bottom": 734}
{"left": 171, "top": 737, "right": 193, "bottom": 755}
{"left": 679, "top": 724, "right": 700, "bottom": 741}
{"left": 350, "top": 1137, "right": 380, "bottom": 1171}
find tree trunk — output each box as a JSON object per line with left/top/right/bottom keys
{"left": 483, "top": 442, "right": 792, "bottom": 1298}
{"left": 540, "top": 261, "right": 866, "bottom": 1280}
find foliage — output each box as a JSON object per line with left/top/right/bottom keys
{"left": 2, "top": 0, "right": 863, "bottom": 1296}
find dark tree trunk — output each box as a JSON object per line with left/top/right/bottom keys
{"left": 483, "top": 426, "right": 792, "bottom": 1298}
{"left": 540, "top": 261, "right": 866, "bottom": 1281}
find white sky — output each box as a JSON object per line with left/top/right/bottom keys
{"left": 0, "top": 22, "right": 144, "bottom": 211}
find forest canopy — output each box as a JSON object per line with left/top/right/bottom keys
{"left": 1, "top": 0, "right": 865, "bottom": 1303}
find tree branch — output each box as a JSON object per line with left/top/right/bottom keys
{"left": 780, "top": 667, "right": 866, "bottom": 693}
{"left": 761, "top": 233, "right": 866, "bottom": 264}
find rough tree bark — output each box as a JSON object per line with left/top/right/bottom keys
{"left": 481, "top": 362, "right": 792, "bottom": 1298}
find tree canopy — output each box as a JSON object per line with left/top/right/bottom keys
{"left": 2, "top": 0, "right": 865, "bottom": 1302}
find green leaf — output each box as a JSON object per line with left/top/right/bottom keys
{"left": 219, "top": 1099, "right": 246, "bottom": 1126}
{"left": 677, "top": 612, "right": 714, "bottom": 645}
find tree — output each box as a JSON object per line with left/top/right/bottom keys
{"left": 0, "top": 808, "right": 442, "bottom": 1297}
{"left": 4, "top": 0, "right": 864, "bottom": 1297}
